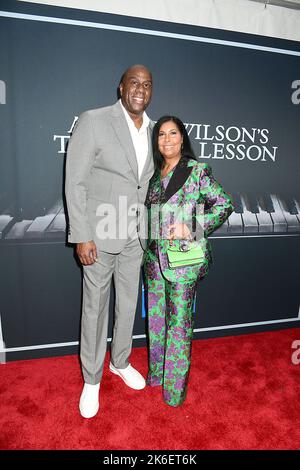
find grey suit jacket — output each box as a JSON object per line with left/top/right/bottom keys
{"left": 65, "top": 101, "right": 154, "bottom": 252}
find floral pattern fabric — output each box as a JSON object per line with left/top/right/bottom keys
{"left": 144, "top": 159, "right": 233, "bottom": 406}
{"left": 145, "top": 247, "right": 196, "bottom": 407}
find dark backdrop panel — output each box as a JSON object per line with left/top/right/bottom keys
{"left": 0, "top": 1, "right": 299, "bottom": 360}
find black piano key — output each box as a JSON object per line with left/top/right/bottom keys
{"left": 277, "top": 195, "right": 300, "bottom": 232}
{"left": 231, "top": 193, "right": 243, "bottom": 213}
{"left": 282, "top": 195, "right": 298, "bottom": 215}
{"left": 246, "top": 194, "right": 260, "bottom": 214}
{"left": 260, "top": 193, "right": 274, "bottom": 213}
{"left": 294, "top": 199, "right": 300, "bottom": 224}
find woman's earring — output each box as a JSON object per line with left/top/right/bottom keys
{"left": 181, "top": 143, "right": 184, "bottom": 155}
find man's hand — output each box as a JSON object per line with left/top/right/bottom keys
{"left": 76, "top": 241, "right": 98, "bottom": 265}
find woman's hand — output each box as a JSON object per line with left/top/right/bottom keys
{"left": 168, "top": 223, "right": 192, "bottom": 240}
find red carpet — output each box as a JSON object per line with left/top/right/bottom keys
{"left": 1, "top": 327, "right": 300, "bottom": 450}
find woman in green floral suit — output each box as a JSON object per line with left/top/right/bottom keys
{"left": 144, "top": 115, "right": 233, "bottom": 407}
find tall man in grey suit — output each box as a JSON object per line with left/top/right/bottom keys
{"left": 65, "top": 65, "right": 154, "bottom": 418}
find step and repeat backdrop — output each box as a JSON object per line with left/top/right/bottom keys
{"left": 0, "top": 0, "right": 299, "bottom": 360}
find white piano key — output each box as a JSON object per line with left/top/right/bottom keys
{"left": 5, "top": 220, "right": 33, "bottom": 239}
{"left": 0, "top": 215, "right": 13, "bottom": 238}
{"left": 45, "top": 208, "right": 66, "bottom": 238}
{"left": 256, "top": 211, "right": 274, "bottom": 233}
{"left": 24, "top": 214, "right": 56, "bottom": 238}
{"left": 255, "top": 195, "right": 274, "bottom": 233}
{"left": 240, "top": 194, "right": 259, "bottom": 233}
{"left": 227, "top": 212, "right": 243, "bottom": 233}
{"left": 269, "top": 194, "right": 288, "bottom": 233}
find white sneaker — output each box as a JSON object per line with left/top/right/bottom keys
{"left": 109, "top": 363, "right": 146, "bottom": 390}
{"left": 79, "top": 383, "right": 100, "bottom": 418}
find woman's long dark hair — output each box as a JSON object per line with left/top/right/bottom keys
{"left": 152, "top": 115, "right": 198, "bottom": 170}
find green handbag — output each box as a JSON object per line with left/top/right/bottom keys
{"left": 166, "top": 241, "right": 204, "bottom": 269}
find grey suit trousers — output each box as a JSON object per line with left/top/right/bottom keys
{"left": 80, "top": 236, "right": 143, "bottom": 384}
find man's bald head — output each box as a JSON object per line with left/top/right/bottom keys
{"left": 120, "top": 64, "right": 152, "bottom": 86}
{"left": 119, "top": 64, "right": 153, "bottom": 119}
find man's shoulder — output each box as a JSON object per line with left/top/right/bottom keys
{"left": 80, "top": 102, "right": 117, "bottom": 120}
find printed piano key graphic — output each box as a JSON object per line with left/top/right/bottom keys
{"left": 0, "top": 193, "right": 299, "bottom": 243}
{"left": 0, "top": 197, "right": 67, "bottom": 243}
{"left": 214, "top": 193, "right": 300, "bottom": 236}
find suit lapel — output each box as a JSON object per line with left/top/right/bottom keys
{"left": 146, "top": 169, "right": 161, "bottom": 206}
{"left": 110, "top": 102, "right": 138, "bottom": 181}
{"left": 139, "top": 123, "right": 154, "bottom": 182}
{"left": 160, "top": 157, "right": 193, "bottom": 204}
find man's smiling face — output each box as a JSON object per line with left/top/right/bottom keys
{"left": 119, "top": 66, "right": 152, "bottom": 119}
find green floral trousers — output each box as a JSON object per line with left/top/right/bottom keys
{"left": 145, "top": 251, "right": 197, "bottom": 407}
